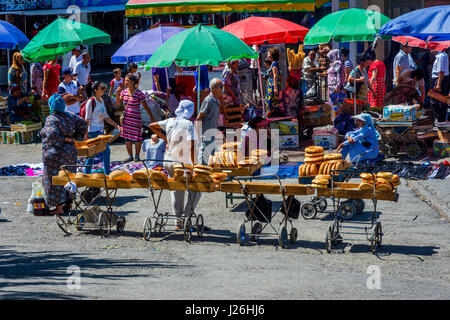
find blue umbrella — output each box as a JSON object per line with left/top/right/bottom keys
{"left": 0, "top": 20, "right": 29, "bottom": 49}
{"left": 111, "top": 25, "right": 186, "bottom": 64}
{"left": 379, "top": 5, "right": 450, "bottom": 41}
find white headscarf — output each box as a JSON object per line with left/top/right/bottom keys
{"left": 175, "top": 99, "right": 194, "bottom": 120}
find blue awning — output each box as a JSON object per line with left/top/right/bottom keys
{"left": 4, "top": 4, "right": 125, "bottom": 15}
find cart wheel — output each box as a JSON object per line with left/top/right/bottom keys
{"left": 196, "top": 214, "right": 205, "bottom": 238}
{"left": 184, "top": 217, "right": 193, "bottom": 243}
{"left": 75, "top": 214, "right": 85, "bottom": 231}
{"left": 301, "top": 202, "right": 317, "bottom": 219}
{"left": 317, "top": 199, "right": 328, "bottom": 212}
{"left": 98, "top": 212, "right": 111, "bottom": 237}
{"left": 370, "top": 236, "right": 377, "bottom": 254}
{"left": 250, "top": 222, "right": 262, "bottom": 242}
{"left": 349, "top": 199, "right": 365, "bottom": 214}
{"left": 325, "top": 226, "right": 332, "bottom": 253}
{"left": 117, "top": 216, "right": 126, "bottom": 233}
{"left": 375, "top": 222, "right": 382, "bottom": 248}
{"left": 237, "top": 223, "right": 247, "bottom": 246}
{"left": 337, "top": 201, "right": 356, "bottom": 220}
{"left": 143, "top": 217, "right": 152, "bottom": 241}
{"left": 278, "top": 225, "right": 288, "bottom": 249}
{"left": 406, "top": 143, "right": 424, "bottom": 159}
{"left": 289, "top": 227, "right": 298, "bottom": 243}
{"left": 54, "top": 214, "right": 71, "bottom": 235}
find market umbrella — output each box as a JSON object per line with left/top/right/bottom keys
{"left": 379, "top": 5, "right": 450, "bottom": 41}
{"left": 144, "top": 24, "right": 258, "bottom": 112}
{"left": 0, "top": 20, "right": 29, "bottom": 49}
{"left": 111, "top": 25, "right": 186, "bottom": 63}
{"left": 222, "top": 16, "right": 309, "bottom": 115}
{"left": 303, "top": 8, "right": 391, "bottom": 45}
{"left": 222, "top": 16, "right": 309, "bottom": 45}
{"left": 392, "top": 36, "right": 450, "bottom": 52}
{"left": 22, "top": 17, "right": 111, "bottom": 62}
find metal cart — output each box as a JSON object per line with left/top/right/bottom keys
{"left": 140, "top": 159, "right": 216, "bottom": 243}
{"left": 52, "top": 165, "right": 125, "bottom": 237}
{"left": 220, "top": 176, "right": 314, "bottom": 248}
{"left": 321, "top": 170, "right": 399, "bottom": 254}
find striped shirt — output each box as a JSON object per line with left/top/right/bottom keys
{"left": 120, "top": 89, "right": 145, "bottom": 142}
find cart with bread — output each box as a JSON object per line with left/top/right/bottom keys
{"left": 320, "top": 170, "right": 400, "bottom": 254}
{"left": 138, "top": 159, "right": 227, "bottom": 243}
{"left": 208, "top": 142, "right": 265, "bottom": 208}
{"left": 52, "top": 165, "right": 125, "bottom": 237}
{"left": 220, "top": 176, "right": 314, "bottom": 248}
{"left": 298, "top": 146, "right": 356, "bottom": 220}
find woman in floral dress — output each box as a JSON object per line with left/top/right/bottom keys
{"left": 222, "top": 59, "right": 241, "bottom": 108}
{"left": 40, "top": 94, "right": 87, "bottom": 214}
{"left": 265, "top": 47, "right": 282, "bottom": 116}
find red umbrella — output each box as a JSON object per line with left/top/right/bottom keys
{"left": 392, "top": 36, "right": 450, "bottom": 52}
{"left": 222, "top": 16, "right": 309, "bottom": 45}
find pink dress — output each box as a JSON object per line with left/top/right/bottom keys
{"left": 120, "top": 89, "right": 145, "bottom": 142}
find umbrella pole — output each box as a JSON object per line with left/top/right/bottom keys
{"left": 354, "top": 77, "right": 357, "bottom": 115}
{"left": 257, "top": 50, "right": 265, "bottom": 117}
{"left": 197, "top": 65, "right": 201, "bottom": 116}
{"left": 165, "top": 67, "right": 170, "bottom": 91}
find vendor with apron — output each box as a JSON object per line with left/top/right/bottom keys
{"left": 337, "top": 113, "right": 380, "bottom": 163}
{"left": 149, "top": 100, "right": 201, "bottom": 229}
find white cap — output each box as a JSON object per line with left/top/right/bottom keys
{"left": 352, "top": 114, "right": 366, "bottom": 122}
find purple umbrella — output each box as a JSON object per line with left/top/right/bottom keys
{"left": 111, "top": 25, "right": 186, "bottom": 64}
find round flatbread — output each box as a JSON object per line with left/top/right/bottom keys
{"left": 193, "top": 168, "right": 213, "bottom": 175}
{"left": 358, "top": 182, "right": 374, "bottom": 190}
{"left": 298, "top": 164, "right": 304, "bottom": 177}
{"left": 376, "top": 183, "right": 393, "bottom": 191}
{"left": 58, "top": 170, "right": 74, "bottom": 178}
{"left": 377, "top": 172, "right": 393, "bottom": 180}
{"left": 305, "top": 146, "right": 324, "bottom": 154}
{"left": 304, "top": 156, "right": 324, "bottom": 163}
{"left": 305, "top": 151, "right": 324, "bottom": 158}
{"left": 194, "top": 164, "right": 213, "bottom": 171}
{"left": 324, "top": 153, "right": 343, "bottom": 161}
{"left": 360, "top": 173, "right": 375, "bottom": 181}
{"left": 193, "top": 173, "right": 214, "bottom": 183}
{"left": 377, "top": 178, "right": 392, "bottom": 185}
{"left": 311, "top": 183, "right": 327, "bottom": 189}
{"left": 312, "top": 178, "right": 328, "bottom": 185}
{"left": 316, "top": 174, "right": 331, "bottom": 180}
{"left": 318, "top": 162, "right": 327, "bottom": 175}
{"left": 149, "top": 170, "right": 168, "bottom": 181}
{"left": 310, "top": 164, "right": 318, "bottom": 176}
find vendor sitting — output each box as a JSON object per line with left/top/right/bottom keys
{"left": 7, "top": 85, "right": 38, "bottom": 124}
{"left": 337, "top": 113, "right": 380, "bottom": 163}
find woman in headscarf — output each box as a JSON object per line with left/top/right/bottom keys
{"left": 8, "top": 52, "right": 28, "bottom": 93}
{"left": 149, "top": 100, "right": 200, "bottom": 229}
{"left": 327, "top": 49, "right": 345, "bottom": 100}
{"left": 40, "top": 94, "right": 87, "bottom": 215}
{"left": 337, "top": 113, "right": 380, "bottom": 163}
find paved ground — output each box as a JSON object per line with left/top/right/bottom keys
{"left": 0, "top": 142, "right": 449, "bottom": 300}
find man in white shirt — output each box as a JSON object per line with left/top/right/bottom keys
{"left": 57, "top": 68, "right": 83, "bottom": 115}
{"left": 74, "top": 51, "right": 92, "bottom": 98}
{"left": 68, "top": 46, "right": 84, "bottom": 71}
{"left": 430, "top": 50, "right": 449, "bottom": 122}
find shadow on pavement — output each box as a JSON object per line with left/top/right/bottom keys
{"left": 0, "top": 245, "right": 192, "bottom": 300}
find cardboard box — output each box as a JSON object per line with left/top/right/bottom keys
{"left": 433, "top": 140, "right": 450, "bottom": 157}
{"left": 383, "top": 104, "right": 421, "bottom": 122}
{"left": 270, "top": 121, "right": 298, "bottom": 135}
{"left": 279, "top": 135, "right": 299, "bottom": 149}
{"left": 1, "top": 131, "right": 36, "bottom": 144}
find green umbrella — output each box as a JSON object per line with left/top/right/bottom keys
{"left": 303, "top": 8, "right": 391, "bottom": 45}
{"left": 144, "top": 24, "right": 258, "bottom": 69}
{"left": 22, "top": 17, "right": 111, "bottom": 62}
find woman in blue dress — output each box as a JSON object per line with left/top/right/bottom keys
{"left": 337, "top": 113, "right": 380, "bottom": 163}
